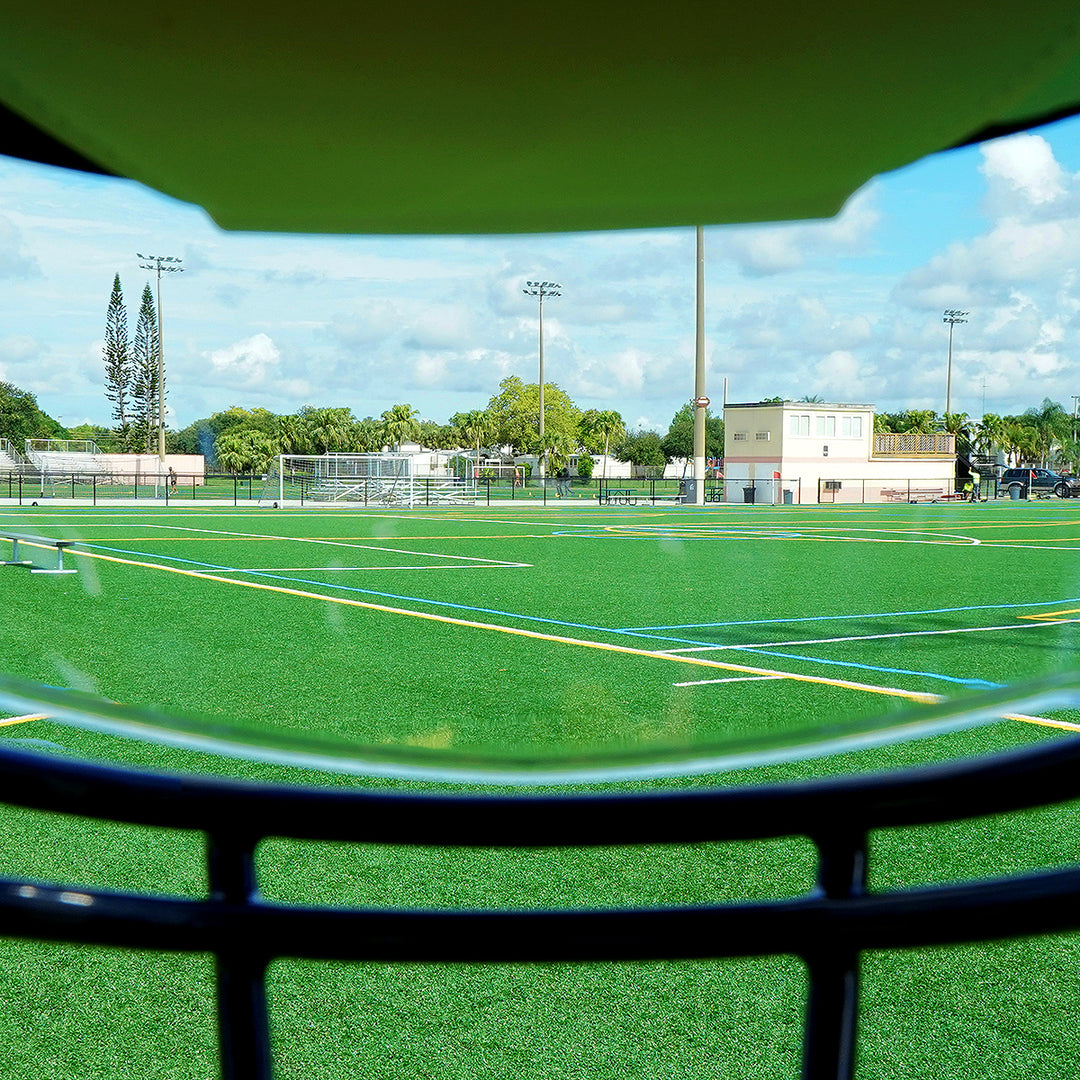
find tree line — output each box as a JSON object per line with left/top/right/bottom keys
{"left": 76, "top": 360, "right": 724, "bottom": 474}
{"left": 159, "top": 377, "right": 719, "bottom": 476}
{"left": 873, "top": 400, "right": 1078, "bottom": 469}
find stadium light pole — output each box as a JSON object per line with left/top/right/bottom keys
{"left": 942, "top": 309, "right": 968, "bottom": 419}
{"left": 689, "top": 226, "right": 707, "bottom": 505}
{"left": 522, "top": 280, "right": 561, "bottom": 478}
{"left": 138, "top": 253, "right": 185, "bottom": 462}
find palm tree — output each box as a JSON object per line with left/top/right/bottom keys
{"left": 542, "top": 430, "right": 575, "bottom": 477}
{"left": 1000, "top": 419, "right": 1038, "bottom": 467}
{"left": 974, "top": 413, "right": 1005, "bottom": 459}
{"left": 1024, "top": 398, "right": 1071, "bottom": 467}
{"left": 582, "top": 409, "right": 625, "bottom": 479}
{"left": 304, "top": 407, "right": 354, "bottom": 453}
{"left": 452, "top": 409, "right": 496, "bottom": 473}
{"left": 897, "top": 409, "right": 938, "bottom": 434}
{"left": 215, "top": 429, "right": 279, "bottom": 474}
{"left": 274, "top": 414, "right": 306, "bottom": 455}
{"left": 349, "top": 416, "right": 383, "bottom": 452}
{"left": 381, "top": 403, "right": 420, "bottom": 452}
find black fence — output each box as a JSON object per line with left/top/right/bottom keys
{"left": 4, "top": 471, "right": 1071, "bottom": 508}
{"left": 3, "top": 726, "right": 1080, "bottom": 1079}
{"left": 0, "top": 471, "right": 260, "bottom": 505}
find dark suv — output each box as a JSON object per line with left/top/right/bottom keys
{"left": 997, "top": 468, "right": 1080, "bottom": 498}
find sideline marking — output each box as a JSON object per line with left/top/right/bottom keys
{"left": 65, "top": 545, "right": 944, "bottom": 704}
{"left": 624, "top": 596, "right": 1080, "bottom": 632}
{"left": 131, "top": 523, "right": 528, "bottom": 566}
{"left": 211, "top": 565, "right": 527, "bottom": 573}
{"left": 0, "top": 713, "right": 47, "bottom": 727}
{"left": 666, "top": 620, "right": 1057, "bottom": 652}
{"left": 1008, "top": 712, "right": 1080, "bottom": 732}
{"left": 673, "top": 675, "right": 784, "bottom": 687}
{"left": 1019, "top": 608, "right": 1080, "bottom": 622}
{"left": 70, "top": 542, "right": 1003, "bottom": 690}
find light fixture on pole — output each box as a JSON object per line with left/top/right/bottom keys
{"left": 137, "top": 253, "right": 185, "bottom": 461}
{"left": 522, "top": 280, "right": 561, "bottom": 477}
{"left": 942, "top": 309, "right": 968, "bottom": 419}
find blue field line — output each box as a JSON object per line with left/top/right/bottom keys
{"left": 73, "top": 542, "right": 1020, "bottom": 692}
{"left": 618, "top": 597, "right": 1080, "bottom": 633}
{"left": 733, "top": 648, "right": 1003, "bottom": 690}
{"left": 75, "top": 542, "right": 631, "bottom": 636}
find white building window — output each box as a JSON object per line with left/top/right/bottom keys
{"left": 755, "top": 431, "right": 770, "bottom": 441}
{"left": 788, "top": 414, "right": 810, "bottom": 436}
{"left": 841, "top": 415, "right": 863, "bottom": 438}
{"left": 815, "top": 415, "right": 837, "bottom": 437}
{"left": 733, "top": 431, "right": 748, "bottom": 441}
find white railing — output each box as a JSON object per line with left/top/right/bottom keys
{"left": 25, "top": 438, "right": 104, "bottom": 455}
{"left": 873, "top": 433, "right": 955, "bottom": 456}
{"left": 0, "top": 439, "right": 28, "bottom": 471}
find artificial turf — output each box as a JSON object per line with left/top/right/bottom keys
{"left": 1, "top": 500, "right": 1078, "bottom": 1078}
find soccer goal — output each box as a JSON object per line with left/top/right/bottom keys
{"left": 453, "top": 457, "right": 525, "bottom": 485}
{"left": 260, "top": 453, "right": 478, "bottom": 508}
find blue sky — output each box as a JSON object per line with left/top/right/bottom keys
{"left": 2, "top": 114, "right": 1080, "bottom": 434}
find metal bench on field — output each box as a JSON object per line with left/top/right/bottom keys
{"left": 0, "top": 532, "right": 78, "bottom": 575}
{"left": 880, "top": 488, "right": 945, "bottom": 503}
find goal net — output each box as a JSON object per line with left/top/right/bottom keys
{"left": 259, "top": 454, "right": 477, "bottom": 508}
{"left": 452, "top": 457, "right": 525, "bottom": 484}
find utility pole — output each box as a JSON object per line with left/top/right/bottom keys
{"left": 137, "top": 253, "right": 184, "bottom": 461}
{"left": 522, "top": 280, "right": 561, "bottom": 478}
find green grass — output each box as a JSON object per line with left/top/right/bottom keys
{"left": 1, "top": 500, "right": 1079, "bottom": 1078}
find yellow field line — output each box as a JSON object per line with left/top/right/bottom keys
{"left": 1005, "top": 712, "right": 1080, "bottom": 732}
{"left": 51, "top": 535, "right": 548, "bottom": 542}
{"left": 1018, "top": 609, "right": 1080, "bottom": 622}
{"left": 16, "top": 541, "right": 1078, "bottom": 736}
{"left": 0, "top": 713, "right": 47, "bottom": 726}
{"left": 66, "top": 545, "right": 941, "bottom": 704}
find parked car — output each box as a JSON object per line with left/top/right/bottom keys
{"left": 997, "top": 468, "right": 1080, "bottom": 498}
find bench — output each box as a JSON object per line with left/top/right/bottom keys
{"left": 603, "top": 489, "right": 683, "bottom": 506}
{"left": 1, "top": 532, "right": 78, "bottom": 574}
{"left": 880, "top": 488, "right": 945, "bottom": 503}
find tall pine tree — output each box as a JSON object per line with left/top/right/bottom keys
{"left": 131, "top": 283, "right": 161, "bottom": 453}
{"left": 102, "top": 274, "right": 133, "bottom": 449}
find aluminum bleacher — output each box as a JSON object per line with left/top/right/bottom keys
{"left": 0, "top": 438, "right": 29, "bottom": 473}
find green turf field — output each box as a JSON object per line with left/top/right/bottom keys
{"left": 1, "top": 501, "right": 1079, "bottom": 1078}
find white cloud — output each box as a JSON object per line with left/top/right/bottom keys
{"left": 404, "top": 305, "right": 472, "bottom": 350}
{"left": 980, "top": 133, "right": 1067, "bottom": 211}
{"left": 723, "top": 188, "right": 881, "bottom": 276}
{"left": 207, "top": 333, "right": 281, "bottom": 386}
{"left": 0, "top": 334, "right": 41, "bottom": 363}
{"left": 0, "top": 217, "right": 40, "bottom": 279}
{"left": 413, "top": 355, "right": 448, "bottom": 386}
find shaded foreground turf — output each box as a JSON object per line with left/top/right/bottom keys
{"left": 1, "top": 502, "right": 1079, "bottom": 1077}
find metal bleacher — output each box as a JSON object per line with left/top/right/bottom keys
{"left": 24, "top": 438, "right": 116, "bottom": 480}
{"left": 0, "top": 438, "right": 30, "bottom": 474}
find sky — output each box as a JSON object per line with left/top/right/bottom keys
{"left": 2, "top": 114, "right": 1080, "bottom": 435}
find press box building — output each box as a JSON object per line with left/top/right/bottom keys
{"left": 722, "top": 401, "right": 956, "bottom": 504}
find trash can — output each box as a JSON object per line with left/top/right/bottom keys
{"left": 1010, "top": 485, "right": 1023, "bottom": 500}
{"left": 743, "top": 487, "right": 755, "bottom": 504}
{"left": 783, "top": 489, "right": 793, "bottom": 504}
